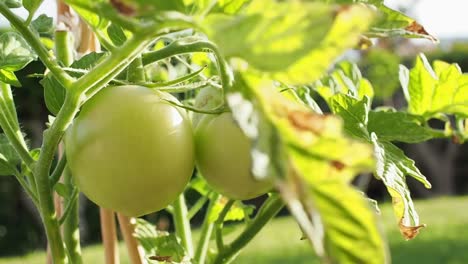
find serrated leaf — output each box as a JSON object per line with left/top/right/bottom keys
{"left": 42, "top": 52, "right": 105, "bottom": 114}
{"left": 368, "top": 111, "right": 434, "bottom": 143}
{"left": 401, "top": 55, "right": 468, "bottom": 118}
{"left": 228, "top": 70, "right": 384, "bottom": 262}
{"left": 371, "top": 133, "right": 430, "bottom": 239}
{"left": 368, "top": 4, "right": 437, "bottom": 42}
{"left": 400, "top": 54, "right": 437, "bottom": 116}
{"left": 308, "top": 180, "right": 389, "bottom": 264}
{"left": 204, "top": 2, "right": 334, "bottom": 73}
{"left": 31, "top": 14, "right": 54, "bottom": 35}
{"left": 0, "top": 69, "right": 21, "bottom": 87}
{"left": 133, "top": 218, "right": 189, "bottom": 263}
{"left": 206, "top": 4, "right": 374, "bottom": 85}
{"left": 329, "top": 94, "right": 370, "bottom": 140}
{"left": 0, "top": 32, "right": 37, "bottom": 71}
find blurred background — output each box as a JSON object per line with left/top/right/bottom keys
{"left": 1, "top": 0, "right": 468, "bottom": 263}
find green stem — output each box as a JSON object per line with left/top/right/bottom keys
{"left": 0, "top": 91, "right": 34, "bottom": 168}
{"left": 55, "top": 30, "right": 74, "bottom": 67}
{"left": 215, "top": 199, "right": 234, "bottom": 252}
{"left": 50, "top": 154, "right": 67, "bottom": 187}
{"left": 212, "top": 194, "right": 284, "bottom": 264}
{"left": 0, "top": 2, "right": 74, "bottom": 88}
{"left": 194, "top": 194, "right": 220, "bottom": 264}
{"left": 35, "top": 93, "right": 81, "bottom": 264}
{"left": 141, "top": 38, "right": 233, "bottom": 92}
{"left": 62, "top": 168, "right": 82, "bottom": 264}
{"left": 172, "top": 193, "right": 194, "bottom": 257}
{"left": 187, "top": 195, "right": 209, "bottom": 220}
{"left": 73, "top": 32, "right": 154, "bottom": 97}
{"left": 14, "top": 171, "right": 39, "bottom": 206}
{"left": 126, "top": 56, "right": 145, "bottom": 83}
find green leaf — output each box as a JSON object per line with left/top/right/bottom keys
{"left": 133, "top": 218, "right": 189, "bottom": 263}
{"left": 400, "top": 54, "right": 438, "bottom": 116}
{"left": 400, "top": 55, "right": 468, "bottom": 118}
{"left": 0, "top": 32, "right": 37, "bottom": 71}
{"left": 329, "top": 94, "right": 370, "bottom": 140}
{"left": 208, "top": 198, "right": 254, "bottom": 223}
{"left": 368, "top": 4, "right": 437, "bottom": 42}
{"left": 309, "top": 180, "right": 389, "bottom": 264}
{"left": 0, "top": 134, "right": 20, "bottom": 165}
{"left": 204, "top": 2, "right": 334, "bottom": 73}
{"left": 31, "top": 14, "right": 54, "bottom": 35}
{"left": 54, "top": 182, "right": 71, "bottom": 198}
{"left": 42, "top": 52, "right": 105, "bottom": 114}
{"left": 107, "top": 23, "right": 127, "bottom": 46}
{"left": 228, "top": 70, "right": 383, "bottom": 262}
{"left": 0, "top": 69, "right": 20, "bottom": 87}
{"left": 23, "top": 0, "right": 43, "bottom": 15}
{"left": 368, "top": 110, "right": 434, "bottom": 143}
{"left": 371, "top": 133, "right": 430, "bottom": 240}
{"left": 0, "top": 153, "right": 18, "bottom": 176}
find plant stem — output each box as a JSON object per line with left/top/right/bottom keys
{"left": 126, "top": 56, "right": 145, "bottom": 83}
{"left": 55, "top": 30, "right": 74, "bottom": 67}
{"left": 35, "top": 92, "right": 81, "bottom": 264}
{"left": 0, "top": 2, "right": 74, "bottom": 88}
{"left": 172, "top": 193, "right": 194, "bottom": 257}
{"left": 194, "top": 194, "right": 220, "bottom": 264}
{"left": 62, "top": 168, "right": 82, "bottom": 264}
{"left": 188, "top": 195, "right": 209, "bottom": 220}
{"left": 212, "top": 194, "right": 284, "bottom": 264}
{"left": 0, "top": 87, "right": 35, "bottom": 168}
{"left": 50, "top": 154, "right": 67, "bottom": 187}
{"left": 215, "top": 199, "right": 234, "bottom": 252}
{"left": 73, "top": 33, "right": 153, "bottom": 96}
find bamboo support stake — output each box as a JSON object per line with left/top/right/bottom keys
{"left": 100, "top": 208, "right": 120, "bottom": 264}
{"left": 117, "top": 214, "right": 146, "bottom": 264}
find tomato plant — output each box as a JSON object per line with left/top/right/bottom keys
{"left": 195, "top": 112, "right": 273, "bottom": 200}
{"left": 0, "top": 0, "right": 464, "bottom": 264}
{"left": 65, "top": 85, "right": 194, "bottom": 216}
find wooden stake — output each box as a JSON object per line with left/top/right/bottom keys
{"left": 100, "top": 208, "right": 120, "bottom": 264}
{"left": 117, "top": 214, "right": 146, "bottom": 264}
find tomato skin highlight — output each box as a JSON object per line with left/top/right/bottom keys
{"left": 65, "top": 85, "right": 194, "bottom": 217}
{"left": 195, "top": 112, "right": 273, "bottom": 200}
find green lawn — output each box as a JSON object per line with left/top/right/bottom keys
{"left": 1, "top": 196, "right": 468, "bottom": 264}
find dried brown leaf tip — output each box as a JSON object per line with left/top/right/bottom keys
{"left": 110, "top": 0, "right": 135, "bottom": 16}
{"left": 405, "top": 21, "right": 438, "bottom": 42}
{"left": 399, "top": 220, "right": 426, "bottom": 240}
{"left": 288, "top": 111, "right": 326, "bottom": 134}
{"left": 149, "top": 255, "right": 172, "bottom": 262}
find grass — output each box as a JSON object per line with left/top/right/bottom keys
{"left": 1, "top": 196, "right": 468, "bottom": 264}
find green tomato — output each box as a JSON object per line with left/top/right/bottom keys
{"left": 194, "top": 112, "right": 273, "bottom": 200}
{"left": 65, "top": 85, "right": 194, "bottom": 217}
{"left": 192, "top": 85, "right": 224, "bottom": 128}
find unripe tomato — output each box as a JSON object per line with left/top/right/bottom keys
{"left": 192, "top": 85, "right": 224, "bottom": 128}
{"left": 194, "top": 112, "right": 273, "bottom": 200}
{"left": 65, "top": 85, "right": 194, "bottom": 217}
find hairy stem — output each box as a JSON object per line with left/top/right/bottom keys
{"left": 62, "top": 168, "right": 82, "bottom": 264}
